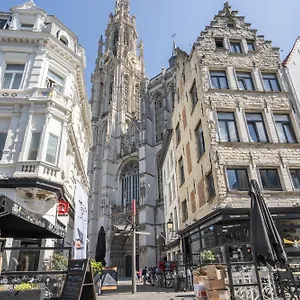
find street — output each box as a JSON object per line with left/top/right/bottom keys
{"left": 97, "top": 279, "right": 196, "bottom": 300}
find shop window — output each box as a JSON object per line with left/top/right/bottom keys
{"left": 178, "top": 157, "right": 185, "bottom": 185}
{"left": 195, "top": 122, "right": 205, "bottom": 159}
{"left": 274, "top": 114, "right": 297, "bottom": 143}
{"left": 217, "top": 112, "right": 239, "bottom": 142}
{"left": 28, "top": 132, "right": 41, "bottom": 160}
{"left": 230, "top": 41, "right": 243, "bottom": 53}
{"left": 201, "top": 226, "right": 216, "bottom": 249}
{"left": 246, "top": 113, "right": 268, "bottom": 142}
{"left": 207, "top": 172, "right": 215, "bottom": 199}
{"left": 290, "top": 169, "right": 300, "bottom": 190}
{"left": 227, "top": 168, "right": 249, "bottom": 191}
{"left": 190, "top": 81, "right": 198, "bottom": 108}
{"left": 247, "top": 41, "right": 255, "bottom": 52}
{"left": 0, "top": 132, "right": 7, "bottom": 160}
{"left": 176, "top": 123, "right": 181, "bottom": 146}
{"left": 262, "top": 73, "right": 281, "bottom": 92}
{"left": 46, "top": 134, "right": 59, "bottom": 164}
{"left": 236, "top": 72, "right": 255, "bottom": 91}
{"left": 210, "top": 71, "right": 229, "bottom": 89}
{"left": 259, "top": 169, "right": 282, "bottom": 191}
{"left": 2, "top": 64, "right": 25, "bottom": 89}
{"left": 182, "top": 200, "right": 188, "bottom": 221}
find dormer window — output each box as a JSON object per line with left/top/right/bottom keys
{"left": 46, "top": 70, "right": 64, "bottom": 93}
{"left": 20, "top": 23, "right": 34, "bottom": 30}
{"left": 60, "top": 35, "right": 69, "bottom": 46}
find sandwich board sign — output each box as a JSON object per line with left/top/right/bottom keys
{"left": 101, "top": 267, "right": 118, "bottom": 291}
{"left": 61, "top": 258, "right": 96, "bottom": 300}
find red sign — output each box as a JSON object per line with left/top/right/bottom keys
{"left": 58, "top": 200, "right": 69, "bottom": 216}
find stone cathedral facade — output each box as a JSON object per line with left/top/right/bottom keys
{"left": 88, "top": 0, "right": 172, "bottom": 275}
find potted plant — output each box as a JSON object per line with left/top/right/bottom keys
{"left": 201, "top": 250, "right": 216, "bottom": 264}
{"left": 91, "top": 259, "right": 103, "bottom": 295}
{"left": 0, "top": 283, "right": 43, "bottom": 300}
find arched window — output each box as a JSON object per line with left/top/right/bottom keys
{"left": 109, "top": 81, "right": 114, "bottom": 104}
{"left": 124, "top": 75, "right": 129, "bottom": 112}
{"left": 124, "top": 27, "right": 129, "bottom": 48}
{"left": 113, "top": 28, "right": 119, "bottom": 56}
{"left": 134, "top": 83, "right": 140, "bottom": 117}
{"left": 60, "top": 35, "right": 69, "bottom": 46}
{"left": 120, "top": 160, "right": 139, "bottom": 205}
{"left": 153, "top": 91, "right": 164, "bottom": 142}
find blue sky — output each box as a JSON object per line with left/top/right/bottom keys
{"left": 2, "top": 0, "right": 300, "bottom": 98}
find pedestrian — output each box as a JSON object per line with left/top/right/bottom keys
{"left": 142, "top": 266, "right": 147, "bottom": 285}
{"left": 137, "top": 270, "right": 142, "bottom": 282}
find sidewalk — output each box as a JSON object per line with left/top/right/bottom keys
{"left": 97, "top": 279, "right": 196, "bottom": 300}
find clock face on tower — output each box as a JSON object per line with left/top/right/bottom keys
{"left": 128, "top": 52, "right": 141, "bottom": 71}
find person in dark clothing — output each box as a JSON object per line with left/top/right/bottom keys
{"left": 142, "top": 267, "right": 147, "bottom": 285}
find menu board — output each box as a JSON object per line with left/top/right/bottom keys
{"left": 61, "top": 259, "right": 96, "bottom": 300}
{"left": 101, "top": 267, "right": 118, "bottom": 291}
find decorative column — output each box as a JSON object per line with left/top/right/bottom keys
{"left": 58, "top": 119, "right": 69, "bottom": 169}
{"left": 18, "top": 105, "right": 34, "bottom": 161}
{"left": 37, "top": 110, "right": 52, "bottom": 161}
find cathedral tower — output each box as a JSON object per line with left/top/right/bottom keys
{"left": 88, "top": 0, "right": 152, "bottom": 274}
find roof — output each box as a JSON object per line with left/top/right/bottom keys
{"left": 283, "top": 36, "right": 300, "bottom": 67}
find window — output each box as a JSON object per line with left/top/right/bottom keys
{"left": 247, "top": 41, "right": 255, "bottom": 52}
{"left": 182, "top": 200, "right": 188, "bottom": 221}
{"left": 0, "top": 133, "right": 7, "bottom": 160}
{"left": 236, "top": 72, "right": 255, "bottom": 91}
{"left": 262, "top": 73, "right": 281, "bottom": 92}
{"left": 46, "top": 134, "right": 59, "bottom": 164}
{"left": 259, "top": 169, "right": 282, "bottom": 190}
{"left": 190, "top": 81, "right": 198, "bottom": 108}
{"left": 246, "top": 113, "right": 268, "bottom": 142}
{"left": 121, "top": 160, "right": 139, "bottom": 205}
{"left": 207, "top": 172, "right": 215, "bottom": 198}
{"left": 215, "top": 39, "right": 224, "bottom": 49}
{"left": 195, "top": 122, "right": 205, "bottom": 159}
{"left": 230, "top": 41, "right": 242, "bottom": 53}
{"left": 60, "top": 35, "right": 69, "bottom": 46}
{"left": 210, "top": 71, "right": 229, "bottom": 89}
{"left": 176, "top": 123, "right": 181, "bottom": 146}
{"left": 46, "top": 70, "right": 64, "bottom": 92}
{"left": 21, "top": 23, "right": 34, "bottom": 29}
{"left": 28, "top": 132, "right": 41, "bottom": 160}
{"left": 290, "top": 169, "right": 300, "bottom": 190}
{"left": 227, "top": 169, "right": 249, "bottom": 191}
{"left": 2, "top": 64, "right": 25, "bottom": 89}
{"left": 274, "top": 114, "right": 296, "bottom": 143}
{"left": 178, "top": 157, "right": 185, "bottom": 185}
{"left": 217, "top": 112, "right": 239, "bottom": 142}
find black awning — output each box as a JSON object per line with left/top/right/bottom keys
{"left": 0, "top": 196, "right": 65, "bottom": 239}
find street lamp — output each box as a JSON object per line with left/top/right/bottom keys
{"left": 167, "top": 219, "right": 173, "bottom": 231}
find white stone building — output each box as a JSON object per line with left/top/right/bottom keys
{"left": 158, "top": 129, "right": 181, "bottom": 261}
{"left": 0, "top": 0, "right": 92, "bottom": 261}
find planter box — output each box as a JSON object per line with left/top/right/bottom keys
{"left": 0, "top": 289, "right": 43, "bottom": 300}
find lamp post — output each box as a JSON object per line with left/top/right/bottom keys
{"left": 132, "top": 199, "right": 137, "bottom": 294}
{"left": 167, "top": 218, "right": 173, "bottom": 232}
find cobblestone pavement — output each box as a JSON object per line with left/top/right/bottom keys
{"left": 97, "top": 279, "right": 196, "bottom": 300}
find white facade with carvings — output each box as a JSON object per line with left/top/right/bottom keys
{"left": 0, "top": 1, "right": 92, "bottom": 249}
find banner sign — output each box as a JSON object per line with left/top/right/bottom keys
{"left": 74, "top": 182, "right": 88, "bottom": 259}
{"left": 101, "top": 267, "right": 118, "bottom": 290}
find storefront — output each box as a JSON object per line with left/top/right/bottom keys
{"left": 180, "top": 207, "right": 300, "bottom": 267}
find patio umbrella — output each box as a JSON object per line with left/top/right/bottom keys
{"left": 250, "top": 179, "right": 287, "bottom": 267}
{"left": 95, "top": 226, "right": 107, "bottom": 267}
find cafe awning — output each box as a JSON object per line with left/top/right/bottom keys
{"left": 0, "top": 196, "right": 65, "bottom": 239}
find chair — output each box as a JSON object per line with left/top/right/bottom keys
{"left": 278, "top": 270, "right": 300, "bottom": 300}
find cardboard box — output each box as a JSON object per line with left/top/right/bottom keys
{"left": 207, "top": 289, "right": 230, "bottom": 300}
{"left": 206, "top": 265, "right": 226, "bottom": 280}
{"left": 194, "top": 283, "right": 207, "bottom": 297}
{"left": 196, "top": 297, "right": 208, "bottom": 300}
{"left": 193, "top": 275, "right": 208, "bottom": 284}
{"left": 204, "top": 279, "right": 227, "bottom": 291}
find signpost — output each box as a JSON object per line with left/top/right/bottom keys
{"left": 132, "top": 199, "right": 137, "bottom": 294}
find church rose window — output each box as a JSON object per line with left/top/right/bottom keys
{"left": 120, "top": 160, "right": 139, "bottom": 205}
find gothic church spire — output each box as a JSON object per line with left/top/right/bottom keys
{"left": 115, "top": 0, "right": 130, "bottom": 16}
